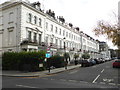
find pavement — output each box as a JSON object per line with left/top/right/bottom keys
{"left": 0, "top": 64, "right": 81, "bottom": 77}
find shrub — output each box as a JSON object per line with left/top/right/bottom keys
{"left": 63, "top": 53, "right": 70, "bottom": 59}
{"left": 63, "top": 52, "right": 70, "bottom": 62}
{"left": 47, "top": 55, "right": 64, "bottom": 68}
{"left": 74, "top": 53, "right": 79, "bottom": 60}
{"left": 74, "top": 53, "right": 79, "bottom": 65}
{"left": 2, "top": 51, "right": 46, "bottom": 71}
{"left": 82, "top": 53, "right": 90, "bottom": 59}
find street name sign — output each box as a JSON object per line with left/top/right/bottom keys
{"left": 46, "top": 53, "right": 51, "bottom": 58}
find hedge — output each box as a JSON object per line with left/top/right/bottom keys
{"left": 2, "top": 51, "right": 46, "bottom": 71}
{"left": 47, "top": 55, "right": 64, "bottom": 68}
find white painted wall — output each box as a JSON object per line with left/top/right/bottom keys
{"left": 0, "top": 1, "right": 100, "bottom": 58}
{"left": 0, "top": 2, "right": 21, "bottom": 52}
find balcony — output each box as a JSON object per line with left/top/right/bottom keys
{"left": 20, "top": 39, "right": 38, "bottom": 46}
{"left": 49, "top": 43, "right": 58, "bottom": 48}
{"left": 39, "top": 42, "right": 48, "bottom": 47}
{"left": 70, "top": 48, "right": 75, "bottom": 51}
{"left": 77, "top": 49, "right": 81, "bottom": 52}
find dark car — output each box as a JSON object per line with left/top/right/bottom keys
{"left": 89, "top": 59, "right": 96, "bottom": 65}
{"left": 113, "top": 60, "right": 120, "bottom": 68}
{"left": 98, "top": 58, "right": 105, "bottom": 63}
{"left": 81, "top": 59, "right": 92, "bottom": 67}
{"left": 94, "top": 58, "right": 100, "bottom": 64}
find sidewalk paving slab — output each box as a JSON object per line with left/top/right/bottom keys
{"left": 1, "top": 64, "right": 81, "bottom": 77}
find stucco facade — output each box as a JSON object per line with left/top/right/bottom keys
{"left": 118, "top": 1, "right": 120, "bottom": 27}
{"left": 0, "top": 0, "right": 100, "bottom": 60}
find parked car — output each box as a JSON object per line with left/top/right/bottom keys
{"left": 113, "top": 60, "right": 120, "bottom": 68}
{"left": 101, "top": 58, "right": 105, "bottom": 63}
{"left": 89, "top": 59, "right": 96, "bottom": 65}
{"left": 81, "top": 59, "right": 92, "bottom": 67}
{"left": 105, "top": 58, "right": 110, "bottom": 62}
{"left": 98, "top": 58, "right": 105, "bottom": 63}
{"left": 111, "top": 57, "right": 118, "bottom": 60}
{"left": 94, "top": 58, "right": 100, "bottom": 64}
{"left": 74, "top": 60, "right": 79, "bottom": 65}
{"left": 79, "top": 59, "right": 83, "bottom": 64}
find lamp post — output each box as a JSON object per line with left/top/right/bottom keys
{"left": 63, "top": 37, "right": 67, "bottom": 69}
{"left": 46, "top": 44, "right": 52, "bottom": 73}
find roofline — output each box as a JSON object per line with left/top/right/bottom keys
{"left": 0, "top": 1, "right": 99, "bottom": 43}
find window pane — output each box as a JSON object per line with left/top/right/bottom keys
{"left": 34, "top": 16, "right": 37, "bottom": 24}
{"left": 51, "top": 38, "right": 53, "bottom": 43}
{"left": 39, "top": 34, "right": 41, "bottom": 44}
{"left": 63, "top": 30, "right": 65, "bottom": 36}
{"left": 8, "top": 31, "right": 13, "bottom": 45}
{"left": 55, "top": 27, "right": 57, "bottom": 33}
{"left": 46, "top": 22, "right": 48, "bottom": 30}
{"left": 39, "top": 18, "right": 42, "bottom": 26}
{"left": 59, "top": 29, "right": 61, "bottom": 35}
{"left": 55, "top": 39, "right": 58, "bottom": 45}
{"left": 34, "top": 33, "right": 37, "bottom": 42}
{"left": 28, "top": 13, "right": 32, "bottom": 23}
{"left": 9, "top": 12, "right": 14, "bottom": 22}
{"left": 51, "top": 24, "right": 53, "bottom": 32}
{"left": 28, "top": 31, "right": 31, "bottom": 41}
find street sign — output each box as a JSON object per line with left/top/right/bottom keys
{"left": 46, "top": 53, "right": 51, "bottom": 58}
{"left": 39, "top": 64, "right": 43, "bottom": 67}
{"left": 47, "top": 48, "right": 50, "bottom": 51}
{"left": 47, "top": 50, "right": 50, "bottom": 53}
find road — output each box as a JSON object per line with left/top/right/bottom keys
{"left": 2, "top": 60, "right": 120, "bottom": 89}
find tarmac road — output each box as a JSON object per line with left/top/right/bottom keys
{"left": 2, "top": 60, "right": 120, "bottom": 89}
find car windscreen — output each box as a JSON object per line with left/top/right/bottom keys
{"left": 115, "top": 60, "right": 120, "bottom": 62}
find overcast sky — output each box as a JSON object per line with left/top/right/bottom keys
{"left": 1, "top": 0, "right": 120, "bottom": 49}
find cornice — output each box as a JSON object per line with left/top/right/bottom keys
{"left": 45, "top": 15, "right": 80, "bottom": 35}
{"left": 0, "top": 2, "right": 21, "bottom": 11}
{"left": 0, "top": 1, "right": 97, "bottom": 43}
{"left": 0, "top": 1, "right": 45, "bottom": 16}
{"left": 22, "top": 2, "right": 45, "bottom": 16}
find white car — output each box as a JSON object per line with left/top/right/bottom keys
{"left": 105, "top": 58, "right": 110, "bottom": 61}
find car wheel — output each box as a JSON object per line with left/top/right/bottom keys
{"left": 113, "top": 66, "right": 115, "bottom": 68}
{"left": 81, "top": 64, "right": 83, "bottom": 67}
{"left": 81, "top": 65, "right": 83, "bottom": 67}
{"left": 83, "top": 64, "right": 85, "bottom": 67}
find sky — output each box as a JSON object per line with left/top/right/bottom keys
{"left": 0, "top": 0, "right": 120, "bottom": 49}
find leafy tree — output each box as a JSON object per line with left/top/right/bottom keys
{"left": 74, "top": 53, "right": 79, "bottom": 65}
{"left": 93, "top": 20, "right": 120, "bottom": 48}
{"left": 63, "top": 52, "right": 70, "bottom": 62}
{"left": 93, "top": 20, "right": 120, "bottom": 58}
{"left": 74, "top": 53, "right": 79, "bottom": 60}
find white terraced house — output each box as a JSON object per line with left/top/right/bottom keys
{"left": 0, "top": 0, "right": 101, "bottom": 61}
{"left": 118, "top": 1, "right": 120, "bottom": 37}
